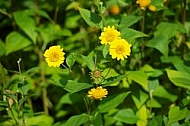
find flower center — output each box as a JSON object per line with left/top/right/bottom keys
{"left": 106, "top": 32, "right": 114, "bottom": 42}
{"left": 93, "top": 70, "right": 101, "bottom": 78}
{"left": 49, "top": 52, "right": 59, "bottom": 62}
{"left": 115, "top": 45, "right": 125, "bottom": 54}
{"left": 93, "top": 89, "right": 107, "bottom": 98}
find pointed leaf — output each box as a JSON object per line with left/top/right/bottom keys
{"left": 13, "top": 10, "right": 37, "bottom": 43}
{"left": 166, "top": 69, "right": 190, "bottom": 89}
{"left": 98, "top": 92, "right": 130, "bottom": 113}
{"left": 79, "top": 8, "right": 102, "bottom": 28}
{"left": 146, "top": 35, "right": 168, "bottom": 57}
{"left": 5, "top": 32, "right": 32, "bottom": 55}
{"left": 168, "top": 106, "right": 189, "bottom": 124}
{"left": 81, "top": 55, "right": 95, "bottom": 71}
{"left": 66, "top": 53, "right": 77, "bottom": 68}
{"left": 65, "top": 114, "right": 88, "bottom": 126}
{"left": 114, "top": 109, "right": 139, "bottom": 124}
{"left": 121, "top": 28, "right": 148, "bottom": 42}
{"left": 60, "top": 80, "right": 92, "bottom": 94}
{"left": 127, "top": 71, "right": 148, "bottom": 90}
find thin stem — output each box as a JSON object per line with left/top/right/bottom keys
{"left": 141, "top": 10, "right": 145, "bottom": 33}
{"left": 10, "top": 108, "right": 19, "bottom": 125}
{"left": 17, "top": 58, "right": 26, "bottom": 125}
{"left": 181, "top": 0, "right": 187, "bottom": 25}
{"left": 139, "top": 10, "right": 146, "bottom": 69}
{"left": 61, "top": 64, "right": 76, "bottom": 78}
{"left": 99, "top": 60, "right": 115, "bottom": 84}
{"left": 38, "top": 50, "right": 49, "bottom": 115}
{"left": 83, "top": 93, "right": 91, "bottom": 126}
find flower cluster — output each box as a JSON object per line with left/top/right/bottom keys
{"left": 99, "top": 25, "right": 132, "bottom": 60}
{"left": 88, "top": 86, "right": 108, "bottom": 100}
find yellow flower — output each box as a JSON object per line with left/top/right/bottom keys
{"left": 99, "top": 26, "right": 120, "bottom": 45}
{"left": 136, "top": 0, "right": 151, "bottom": 10}
{"left": 43, "top": 45, "right": 65, "bottom": 67}
{"left": 88, "top": 86, "right": 108, "bottom": 100}
{"left": 109, "top": 38, "right": 132, "bottom": 60}
{"left": 148, "top": 4, "right": 157, "bottom": 12}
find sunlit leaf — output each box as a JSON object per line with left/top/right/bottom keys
{"left": 65, "top": 113, "right": 88, "bottom": 126}
{"left": 5, "top": 32, "right": 32, "bottom": 55}
{"left": 136, "top": 105, "right": 148, "bottom": 126}
{"left": 168, "top": 106, "right": 189, "bottom": 124}
{"left": 166, "top": 69, "right": 190, "bottom": 89}
{"left": 127, "top": 71, "right": 148, "bottom": 90}
{"left": 26, "top": 115, "right": 54, "bottom": 126}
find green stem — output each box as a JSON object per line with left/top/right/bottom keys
{"left": 10, "top": 107, "right": 19, "bottom": 125}
{"left": 38, "top": 50, "right": 49, "bottom": 115}
{"left": 83, "top": 94, "right": 91, "bottom": 126}
{"left": 181, "top": 0, "right": 187, "bottom": 25}
{"left": 99, "top": 60, "right": 115, "bottom": 84}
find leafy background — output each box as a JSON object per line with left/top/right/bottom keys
{"left": 0, "top": 0, "right": 190, "bottom": 126}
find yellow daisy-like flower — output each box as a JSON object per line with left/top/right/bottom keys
{"left": 99, "top": 26, "right": 121, "bottom": 45}
{"left": 43, "top": 45, "right": 65, "bottom": 67}
{"left": 136, "top": 0, "right": 151, "bottom": 10}
{"left": 109, "top": 38, "right": 132, "bottom": 60}
{"left": 88, "top": 86, "right": 108, "bottom": 100}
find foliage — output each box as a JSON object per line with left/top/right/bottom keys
{"left": 0, "top": 0, "right": 190, "bottom": 126}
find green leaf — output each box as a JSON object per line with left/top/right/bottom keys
{"left": 127, "top": 71, "right": 148, "bottom": 90}
{"left": 65, "top": 113, "right": 88, "bottom": 126}
{"left": 119, "top": 15, "right": 142, "bottom": 28}
{"left": 98, "top": 92, "right": 130, "bottom": 113}
{"left": 13, "top": 10, "right": 37, "bottom": 43}
{"left": 153, "top": 86, "right": 177, "bottom": 102}
{"left": 166, "top": 69, "right": 190, "bottom": 89}
{"left": 0, "top": 63, "right": 8, "bottom": 84}
{"left": 146, "top": 98, "right": 162, "bottom": 108}
{"left": 26, "top": 114, "right": 54, "bottom": 126}
{"left": 5, "top": 32, "right": 32, "bottom": 55}
{"left": 154, "top": 22, "right": 186, "bottom": 39}
{"left": 81, "top": 55, "right": 95, "bottom": 71}
{"left": 79, "top": 8, "right": 102, "bottom": 28}
{"left": 140, "top": 64, "right": 163, "bottom": 77}
{"left": 146, "top": 34, "right": 168, "bottom": 57}
{"left": 103, "top": 44, "right": 110, "bottom": 58}
{"left": 18, "top": 94, "right": 34, "bottom": 107}
{"left": 121, "top": 28, "right": 148, "bottom": 43}
{"left": 149, "top": 115, "right": 163, "bottom": 126}
{"left": 0, "top": 101, "right": 9, "bottom": 108}
{"left": 114, "top": 109, "right": 139, "bottom": 124}
{"left": 25, "top": 67, "right": 40, "bottom": 74}
{"left": 66, "top": 53, "right": 77, "bottom": 68}
{"left": 168, "top": 106, "right": 189, "bottom": 124}
{"left": 0, "top": 39, "right": 6, "bottom": 56}
{"left": 60, "top": 80, "right": 92, "bottom": 94}
{"left": 132, "top": 90, "right": 149, "bottom": 109}
{"left": 104, "top": 74, "right": 127, "bottom": 86}
{"left": 65, "top": 15, "right": 81, "bottom": 29}
{"left": 148, "top": 79, "right": 159, "bottom": 91}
